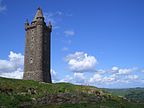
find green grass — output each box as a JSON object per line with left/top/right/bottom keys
{"left": 0, "top": 77, "right": 144, "bottom": 108}
{"left": 0, "top": 77, "right": 103, "bottom": 107}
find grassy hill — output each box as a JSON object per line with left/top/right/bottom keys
{"left": 105, "top": 88, "right": 144, "bottom": 103}
{"left": 0, "top": 77, "right": 144, "bottom": 108}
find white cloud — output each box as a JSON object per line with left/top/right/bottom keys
{"left": 64, "top": 30, "right": 75, "bottom": 36}
{"left": 65, "top": 52, "right": 97, "bottom": 72}
{"left": 105, "top": 75, "right": 116, "bottom": 81}
{"left": 112, "top": 66, "right": 119, "bottom": 71}
{"left": 0, "top": 51, "right": 24, "bottom": 73}
{"left": 89, "top": 73, "right": 102, "bottom": 83}
{"left": 116, "top": 75, "right": 139, "bottom": 84}
{"left": 102, "top": 66, "right": 136, "bottom": 75}
{"left": 74, "top": 73, "right": 86, "bottom": 83}
{"left": 74, "top": 73, "right": 84, "bottom": 79}
{"left": 87, "top": 66, "right": 141, "bottom": 87}
{"left": 89, "top": 73, "right": 117, "bottom": 85}
{"left": 0, "top": 68, "right": 23, "bottom": 79}
{"left": 117, "top": 68, "right": 134, "bottom": 75}
{"left": 127, "top": 75, "right": 138, "bottom": 80}
{"left": 59, "top": 73, "right": 87, "bottom": 85}
{"left": 0, "top": 51, "right": 24, "bottom": 79}
{"left": 0, "top": 0, "right": 6, "bottom": 12}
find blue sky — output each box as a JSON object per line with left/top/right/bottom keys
{"left": 0, "top": 0, "right": 144, "bottom": 88}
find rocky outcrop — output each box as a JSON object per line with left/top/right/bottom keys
{"left": 20, "top": 92, "right": 104, "bottom": 107}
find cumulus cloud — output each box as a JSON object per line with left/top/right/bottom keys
{"left": 0, "top": 0, "right": 6, "bottom": 12}
{"left": 57, "top": 66, "right": 143, "bottom": 87}
{"left": 88, "top": 66, "right": 141, "bottom": 87}
{"left": 116, "top": 74, "right": 139, "bottom": 84}
{"left": 117, "top": 68, "right": 135, "bottom": 75}
{"left": 126, "top": 75, "right": 138, "bottom": 80}
{"left": 0, "top": 68, "right": 23, "bottom": 79}
{"left": 64, "top": 52, "right": 141, "bottom": 87}
{"left": 99, "top": 66, "right": 136, "bottom": 75}
{"left": 0, "top": 51, "right": 24, "bottom": 73}
{"left": 89, "top": 73, "right": 117, "bottom": 85}
{"left": 58, "top": 66, "right": 142, "bottom": 88}
{"left": 65, "top": 52, "right": 97, "bottom": 72}
{"left": 64, "top": 30, "right": 75, "bottom": 36}
{"left": 0, "top": 51, "right": 24, "bottom": 79}
{"left": 89, "top": 73, "right": 102, "bottom": 83}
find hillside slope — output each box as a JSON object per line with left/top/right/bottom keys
{"left": 0, "top": 77, "right": 144, "bottom": 108}
{"left": 105, "top": 88, "right": 144, "bottom": 103}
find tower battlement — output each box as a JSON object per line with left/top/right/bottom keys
{"left": 23, "top": 8, "right": 52, "bottom": 83}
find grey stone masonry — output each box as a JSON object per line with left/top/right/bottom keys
{"left": 23, "top": 7, "right": 52, "bottom": 83}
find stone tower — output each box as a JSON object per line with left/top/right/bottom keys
{"left": 23, "top": 8, "right": 52, "bottom": 83}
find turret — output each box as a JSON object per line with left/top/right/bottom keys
{"left": 25, "top": 19, "right": 29, "bottom": 30}
{"left": 48, "top": 21, "right": 52, "bottom": 32}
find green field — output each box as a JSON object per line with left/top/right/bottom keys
{"left": 0, "top": 77, "right": 144, "bottom": 108}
